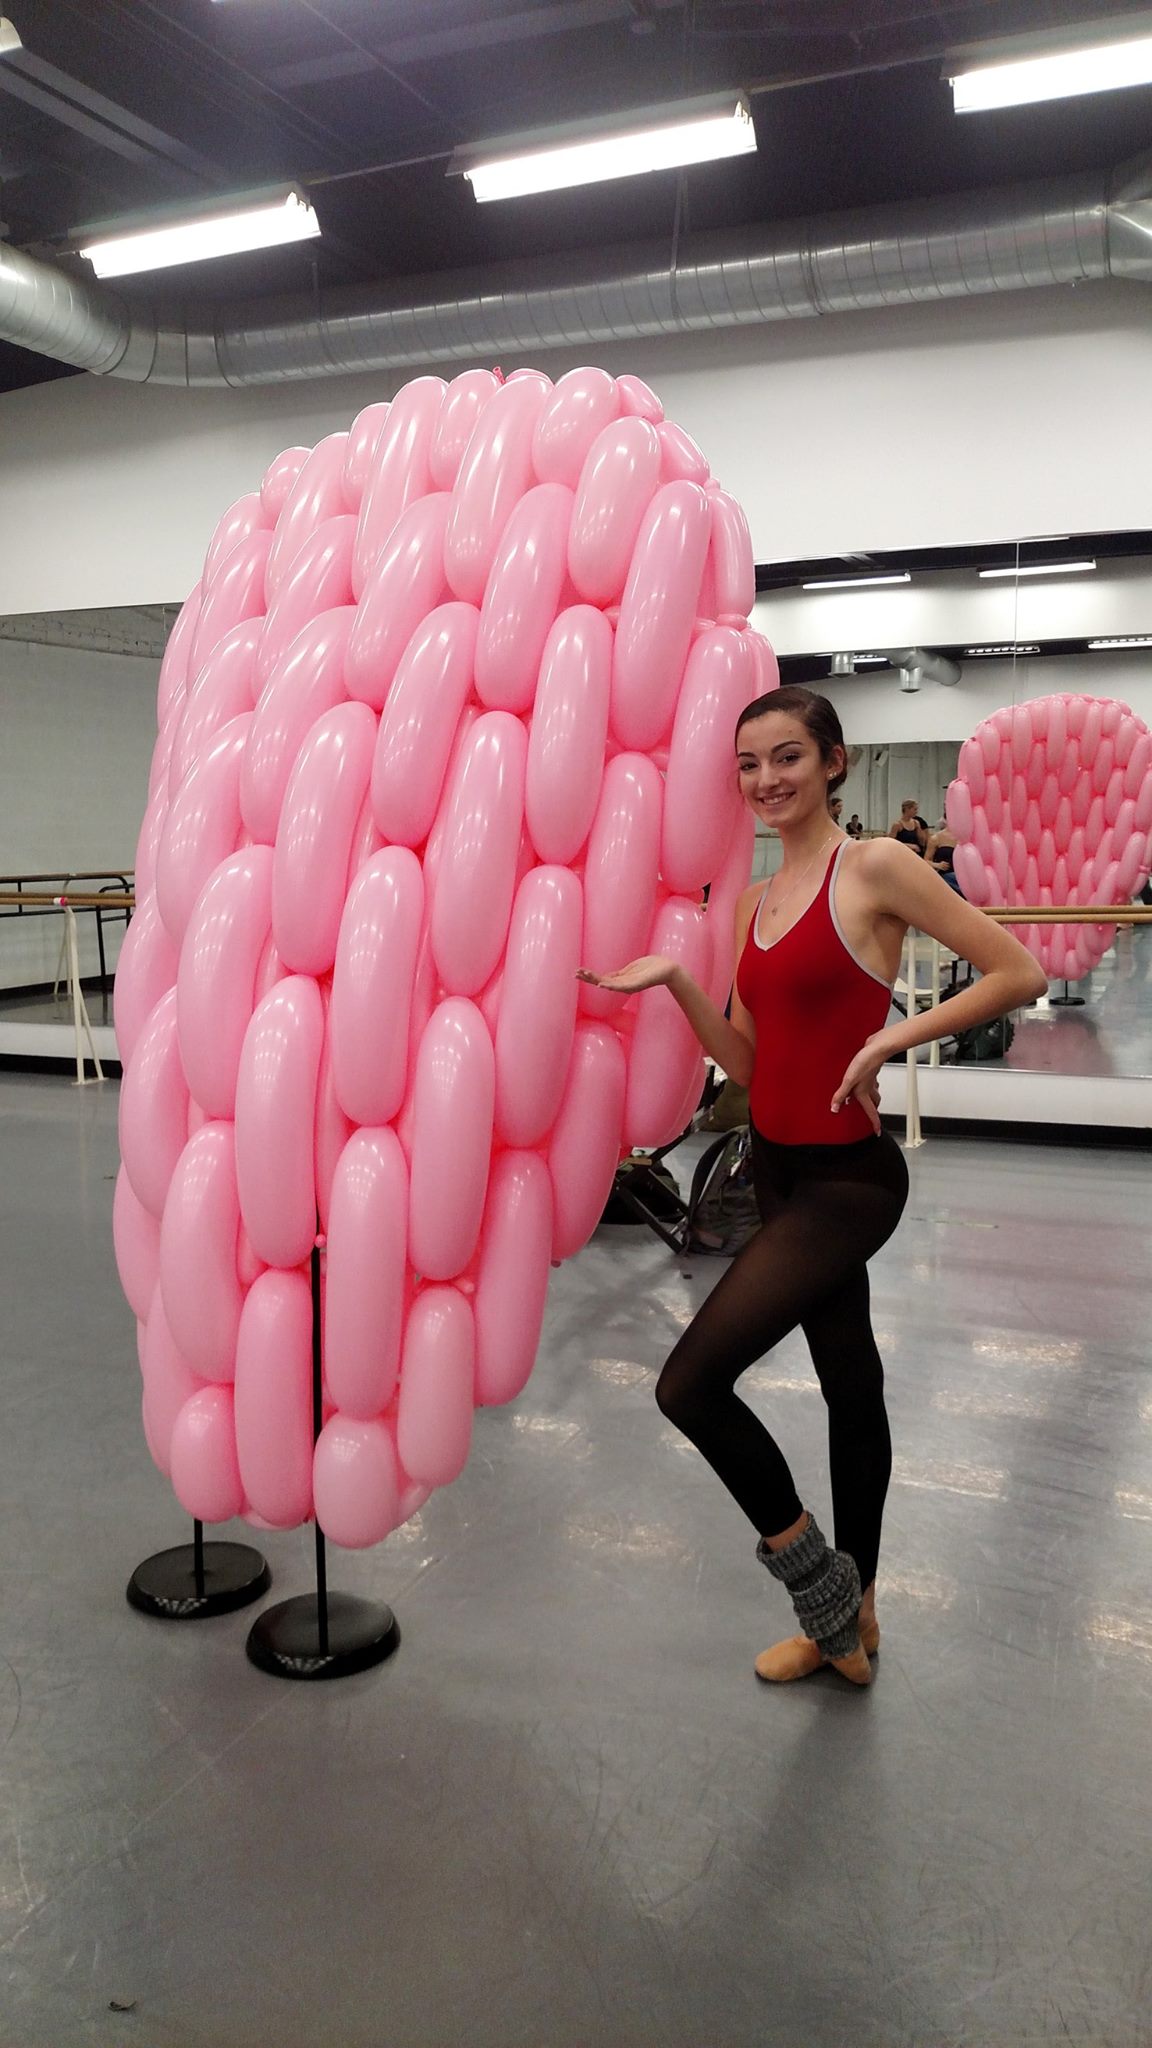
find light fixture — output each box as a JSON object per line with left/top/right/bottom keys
{"left": 0, "top": 17, "right": 22, "bottom": 58}
{"left": 801, "top": 572, "right": 911, "bottom": 591}
{"left": 978, "top": 560, "right": 1096, "bottom": 579}
{"left": 964, "top": 644, "right": 1041, "bottom": 656}
{"left": 949, "top": 29, "right": 1152, "bottom": 113}
{"left": 450, "top": 92, "right": 756, "bottom": 203}
{"left": 1088, "top": 635, "right": 1152, "bottom": 647}
{"left": 79, "top": 186, "right": 320, "bottom": 279}
{"left": 854, "top": 654, "right": 889, "bottom": 665}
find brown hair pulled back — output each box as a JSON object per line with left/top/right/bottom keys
{"left": 735, "top": 685, "right": 848, "bottom": 795}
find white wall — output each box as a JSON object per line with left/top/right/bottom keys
{"left": 0, "top": 638, "right": 156, "bottom": 985}
{"left": 3, "top": 278, "right": 1152, "bottom": 614}
{"left": 811, "top": 651, "right": 1152, "bottom": 745}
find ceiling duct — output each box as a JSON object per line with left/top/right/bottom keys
{"left": 2, "top": 164, "right": 1152, "bottom": 387}
{"left": 882, "top": 646, "right": 962, "bottom": 687}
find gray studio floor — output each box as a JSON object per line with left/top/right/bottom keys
{"left": 2, "top": 1074, "right": 1152, "bottom": 2048}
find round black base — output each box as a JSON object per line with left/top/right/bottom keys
{"left": 127, "top": 1542, "right": 271, "bottom": 1621}
{"left": 1049, "top": 994, "right": 1086, "bottom": 1007}
{"left": 245, "top": 1592, "right": 400, "bottom": 1681}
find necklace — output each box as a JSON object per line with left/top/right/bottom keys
{"left": 765, "top": 835, "right": 838, "bottom": 919}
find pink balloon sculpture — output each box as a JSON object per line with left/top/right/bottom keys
{"left": 945, "top": 694, "right": 1152, "bottom": 982}
{"left": 114, "top": 365, "right": 775, "bottom": 1549}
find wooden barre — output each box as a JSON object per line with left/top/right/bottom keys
{"left": 982, "top": 906, "right": 1152, "bottom": 924}
{"left": 0, "top": 891, "right": 135, "bottom": 910}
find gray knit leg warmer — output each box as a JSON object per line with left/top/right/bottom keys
{"left": 756, "top": 1516, "right": 863, "bottom": 1660}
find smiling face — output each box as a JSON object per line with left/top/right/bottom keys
{"left": 735, "top": 711, "right": 844, "bottom": 830}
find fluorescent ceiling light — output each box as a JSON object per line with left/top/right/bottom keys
{"left": 979, "top": 559, "right": 1096, "bottom": 579}
{"left": 950, "top": 32, "right": 1152, "bottom": 112}
{"left": 1088, "top": 635, "right": 1152, "bottom": 647}
{"left": 454, "top": 93, "right": 755, "bottom": 203}
{"left": 853, "top": 654, "right": 889, "bottom": 664}
{"left": 802, "top": 572, "right": 911, "bottom": 591}
{"left": 964, "top": 644, "right": 1041, "bottom": 656}
{"left": 80, "top": 187, "right": 319, "bottom": 278}
{"left": 0, "top": 18, "right": 23, "bottom": 58}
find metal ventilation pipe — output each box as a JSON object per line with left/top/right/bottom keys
{"left": 2, "top": 164, "right": 1152, "bottom": 387}
{"left": 882, "top": 647, "right": 962, "bottom": 687}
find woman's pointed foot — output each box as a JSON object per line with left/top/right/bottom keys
{"left": 754, "top": 1617, "right": 880, "bottom": 1684}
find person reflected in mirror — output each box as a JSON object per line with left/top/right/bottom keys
{"left": 828, "top": 795, "right": 843, "bottom": 825}
{"left": 925, "top": 818, "right": 961, "bottom": 892}
{"left": 889, "top": 798, "right": 927, "bottom": 854}
{"left": 578, "top": 687, "right": 1046, "bottom": 1690}
{"left": 846, "top": 812, "right": 864, "bottom": 840}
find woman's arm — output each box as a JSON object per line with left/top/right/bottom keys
{"left": 576, "top": 887, "right": 760, "bottom": 1086}
{"left": 830, "top": 840, "right": 1048, "bottom": 1113}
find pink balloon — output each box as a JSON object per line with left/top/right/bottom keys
{"left": 474, "top": 482, "right": 573, "bottom": 711}
{"left": 325, "top": 1127, "right": 408, "bottom": 1418}
{"left": 532, "top": 367, "right": 619, "bottom": 486}
{"left": 176, "top": 846, "right": 274, "bottom": 1119}
{"left": 568, "top": 417, "right": 661, "bottom": 606}
{"left": 189, "top": 531, "right": 272, "bottom": 678}
{"left": 495, "top": 867, "right": 582, "bottom": 1147}
{"left": 661, "top": 627, "right": 754, "bottom": 894}
{"left": 255, "top": 513, "right": 356, "bottom": 691}
{"left": 113, "top": 1166, "right": 161, "bottom": 1323}
{"left": 709, "top": 491, "right": 755, "bottom": 620}
{"left": 330, "top": 847, "right": 424, "bottom": 1125}
{"left": 612, "top": 482, "right": 712, "bottom": 749}
{"left": 313, "top": 1415, "right": 400, "bottom": 1548}
{"left": 474, "top": 1152, "right": 554, "bottom": 1406}
{"left": 705, "top": 808, "right": 755, "bottom": 1008}
{"left": 616, "top": 372, "right": 664, "bottom": 421}
{"left": 114, "top": 892, "right": 179, "bottom": 1068}
{"left": 272, "top": 702, "right": 377, "bottom": 976}
{"left": 133, "top": 790, "right": 168, "bottom": 905}
{"left": 156, "top": 583, "right": 203, "bottom": 728}
{"left": 747, "top": 631, "right": 780, "bottom": 700}
{"left": 259, "top": 445, "right": 310, "bottom": 523}
{"left": 313, "top": 1022, "right": 352, "bottom": 1235}
{"left": 264, "top": 432, "right": 348, "bottom": 599}
{"left": 623, "top": 897, "right": 711, "bottom": 1148}
{"left": 580, "top": 753, "right": 662, "bottom": 1018}
{"left": 370, "top": 602, "right": 479, "bottom": 846}
{"left": 444, "top": 373, "right": 551, "bottom": 604}
{"left": 154, "top": 714, "right": 250, "bottom": 945}
{"left": 946, "top": 780, "right": 974, "bottom": 840}
{"left": 159, "top": 1121, "right": 244, "bottom": 1381}
{"left": 345, "top": 493, "right": 451, "bottom": 710}
{"left": 170, "top": 622, "right": 261, "bottom": 793}
{"left": 525, "top": 605, "right": 612, "bottom": 864}
{"left": 953, "top": 841, "right": 990, "bottom": 904}
{"left": 547, "top": 1023, "right": 627, "bottom": 1260}
{"left": 1123, "top": 731, "right": 1152, "bottom": 798}
{"left": 119, "top": 987, "right": 189, "bottom": 1219}
{"left": 430, "top": 368, "right": 501, "bottom": 490}
{"left": 408, "top": 999, "right": 494, "bottom": 1281}
{"left": 234, "top": 1269, "right": 314, "bottom": 1527}
{"left": 235, "top": 975, "right": 324, "bottom": 1270}
{"left": 203, "top": 493, "right": 270, "bottom": 591}
{"left": 240, "top": 605, "right": 354, "bottom": 845}
{"left": 170, "top": 1385, "right": 244, "bottom": 1524}
{"left": 341, "top": 401, "right": 391, "bottom": 512}
{"left": 430, "top": 712, "right": 527, "bottom": 995}
{"left": 396, "top": 1286, "right": 474, "bottom": 1487}
{"left": 657, "top": 418, "right": 710, "bottom": 484}
{"left": 353, "top": 376, "right": 446, "bottom": 598}
{"left": 141, "top": 1284, "right": 205, "bottom": 1478}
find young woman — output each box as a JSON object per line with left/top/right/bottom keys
{"left": 579, "top": 687, "right": 1046, "bottom": 1688}
{"left": 926, "top": 818, "right": 961, "bottom": 891}
{"left": 889, "top": 798, "right": 928, "bottom": 854}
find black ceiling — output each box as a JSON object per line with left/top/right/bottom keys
{"left": 4, "top": 0, "right": 1152, "bottom": 395}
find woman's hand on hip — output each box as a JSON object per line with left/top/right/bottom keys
{"left": 831, "top": 1032, "right": 892, "bottom": 1134}
{"left": 576, "top": 955, "right": 680, "bottom": 994}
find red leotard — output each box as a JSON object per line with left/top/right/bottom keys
{"left": 735, "top": 840, "right": 894, "bottom": 1146}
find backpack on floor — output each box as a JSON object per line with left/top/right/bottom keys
{"left": 683, "top": 1128, "right": 761, "bottom": 1256}
{"left": 951, "top": 1013, "right": 1015, "bottom": 1062}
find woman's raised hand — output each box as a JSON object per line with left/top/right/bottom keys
{"left": 576, "top": 955, "right": 680, "bottom": 994}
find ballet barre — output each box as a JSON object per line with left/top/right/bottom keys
{"left": 0, "top": 889, "right": 136, "bottom": 1084}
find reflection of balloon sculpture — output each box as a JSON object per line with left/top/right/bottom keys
{"left": 112, "top": 366, "right": 778, "bottom": 1550}
{"left": 946, "top": 694, "right": 1152, "bottom": 983}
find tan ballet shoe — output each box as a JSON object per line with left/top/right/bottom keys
{"left": 755, "top": 1617, "right": 880, "bottom": 1685}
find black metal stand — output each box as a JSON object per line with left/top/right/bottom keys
{"left": 245, "top": 1240, "right": 400, "bottom": 1681}
{"left": 1050, "top": 978, "right": 1086, "bottom": 1007}
{"left": 127, "top": 1519, "right": 271, "bottom": 1620}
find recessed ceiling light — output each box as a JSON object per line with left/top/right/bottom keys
{"left": 979, "top": 560, "right": 1096, "bottom": 579}
{"left": 801, "top": 572, "right": 911, "bottom": 591}
{"left": 950, "top": 31, "right": 1152, "bottom": 113}
{"left": 80, "top": 187, "right": 320, "bottom": 278}
{"left": 1087, "top": 635, "right": 1152, "bottom": 648}
{"left": 453, "top": 93, "right": 756, "bottom": 203}
{"left": 963, "top": 644, "right": 1041, "bottom": 656}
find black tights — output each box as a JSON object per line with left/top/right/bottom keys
{"left": 656, "top": 1130, "right": 909, "bottom": 1591}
